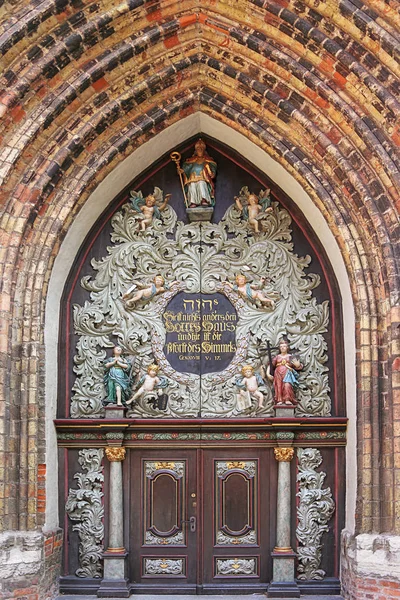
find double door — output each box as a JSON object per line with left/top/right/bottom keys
{"left": 129, "top": 448, "right": 274, "bottom": 594}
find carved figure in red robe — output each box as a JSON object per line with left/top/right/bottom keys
{"left": 267, "top": 340, "right": 303, "bottom": 405}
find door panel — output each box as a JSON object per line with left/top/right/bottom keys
{"left": 202, "top": 450, "right": 271, "bottom": 591}
{"left": 130, "top": 450, "right": 198, "bottom": 591}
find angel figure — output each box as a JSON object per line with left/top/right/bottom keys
{"left": 235, "top": 364, "right": 266, "bottom": 410}
{"left": 122, "top": 274, "right": 179, "bottom": 309}
{"left": 125, "top": 364, "right": 169, "bottom": 405}
{"left": 228, "top": 273, "right": 275, "bottom": 309}
{"left": 130, "top": 187, "right": 171, "bottom": 232}
{"left": 234, "top": 187, "right": 272, "bottom": 233}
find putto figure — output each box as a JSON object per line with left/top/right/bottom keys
{"left": 267, "top": 339, "right": 303, "bottom": 406}
{"left": 234, "top": 187, "right": 272, "bottom": 233}
{"left": 235, "top": 364, "right": 266, "bottom": 410}
{"left": 129, "top": 187, "right": 171, "bottom": 232}
{"left": 122, "top": 274, "right": 179, "bottom": 309}
{"left": 180, "top": 139, "right": 217, "bottom": 208}
{"left": 126, "top": 364, "right": 168, "bottom": 405}
{"left": 228, "top": 273, "right": 275, "bottom": 309}
{"left": 103, "top": 346, "right": 132, "bottom": 406}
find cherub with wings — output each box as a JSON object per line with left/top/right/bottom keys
{"left": 122, "top": 274, "right": 179, "bottom": 309}
{"left": 234, "top": 187, "right": 272, "bottom": 233}
{"left": 130, "top": 187, "right": 171, "bottom": 232}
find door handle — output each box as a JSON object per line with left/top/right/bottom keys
{"left": 181, "top": 516, "right": 196, "bottom": 532}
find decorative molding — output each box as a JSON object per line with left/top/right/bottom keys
{"left": 296, "top": 448, "right": 335, "bottom": 580}
{"left": 144, "top": 558, "right": 184, "bottom": 575}
{"left": 105, "top": 432, "right": 124, "bottom": 440}
{"left": 56, "top": 429, "right": 346, "bottom": 443}
{"left": 217, "top": 530, "right": 257, "bottom": 545}
{"left": 105, "top": 447, "right": 126, "bottom": 462}
{"left": 216, "top": 460, "right": 256, "bottom": 477}
{"left": 276, "top": 431, "right": 295, "bottom": 441}
{"left": 145, "top": 531, "right": 184, "bottom": 546}
{"left": 65, "top": 449, "right": 104, "bottom": 578}
{"left": 145, "top": 460, "right": 184, "bottom": 478}
{"left": 216, "top": 557, "right": 257, "bottom": 576}
{"left": 274, "top": 447, "right": 294, "bottom": 462}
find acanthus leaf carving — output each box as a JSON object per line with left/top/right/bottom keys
{"left": 65, "top": 449, "right": 104, "bottom": 578}
{"left": 296, "top": 448, "right": 335, "bottom": 580}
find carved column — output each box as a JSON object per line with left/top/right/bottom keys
{"left": 267, "top": 433, "right": 300, "bottom": 598}
{"left": 98, "top": 438, "right": 129, "bottom": 598}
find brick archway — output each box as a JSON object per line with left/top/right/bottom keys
{"left": 0, "top": 2, "right": 398, "bottom": 598}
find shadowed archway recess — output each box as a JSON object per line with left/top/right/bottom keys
{"left": 0, "top": 0, "right": 398, "bottom": 556}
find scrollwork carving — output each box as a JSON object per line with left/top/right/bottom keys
{"left": 145, "top": 461, "right": 184, "bottom": 478}
{"left": 216, "top": 460, "right": 256, "bottom": 477}
{"left": 216, "top": 558, "right": 256, "bottom": 575}
{"left": 65, "top": 449, "right": 104, "bottom": 578}
{"left": 144, "top": 558, "right": 184, "bottom": 575}
{"left": 296, "top": 448, "right": 335, "bottom": 580}
{"left": 145, "top": 531, "right": 184, "bottom": 546}
{"left": 217, "top": 530, "right": 257, "bottom": 545}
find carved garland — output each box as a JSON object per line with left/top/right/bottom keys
{"left": 296, "top": 448, "right": 335, "bottom": 580}
{"left": 65, "top": 449, "right": 104, "bottom": 578}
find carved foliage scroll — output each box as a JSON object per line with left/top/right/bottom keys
{"left": 296, "top": 448, "right": 335, "bottom": 580}
{"left": 65, "top": 449, "right": 104, "bottom": 578}
{"left": 71, "top": 193, "right": 331, "bottom": 418}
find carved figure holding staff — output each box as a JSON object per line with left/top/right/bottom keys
{"left": 266, "top": 339, "right": 303, "bottom": 406}
{"left": 171, "top": 139, "right": 217, "bottom": 208}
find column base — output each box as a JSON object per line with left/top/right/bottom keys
{"left": 266, "top": 580, "right": 300, "bottom": 598}
{"left": 97, "top": 578, "right": 130, "bottom": 598}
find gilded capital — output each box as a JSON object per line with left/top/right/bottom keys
{"left": 105, "top": 447, "right": 126, "bottom": 462}
{"left": 274, "top": 447, "right": 294, "bottom": 462}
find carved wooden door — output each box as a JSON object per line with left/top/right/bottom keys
{"left": 129, "top": 448, "right": 272, "bottom": 593}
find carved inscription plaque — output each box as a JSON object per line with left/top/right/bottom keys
{"left": 163, "top": 292, "right": 237, "bottom": 374}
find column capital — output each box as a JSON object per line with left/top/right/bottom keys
{"left": 274, "top": 447, "right": 294, "bottom": 462}
{"left": 105, "top": 447, "right": 126, "bottom": 462}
